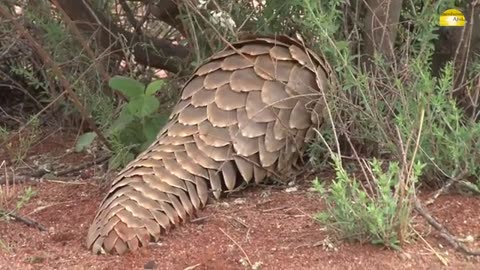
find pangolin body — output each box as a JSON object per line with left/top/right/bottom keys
{"left": 87, "top": 35, "right": 332, "bottom": 254}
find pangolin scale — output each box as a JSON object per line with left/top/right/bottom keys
{"left": 87, "top": 35, "right": 332, "bottom": 254}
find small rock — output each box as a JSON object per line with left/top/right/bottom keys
{"left": 148, "top": 242, "right": 165, "bottom": 248}
{"left": 234, "top": 198, "right": 246, "bottom": 205}
{"left": 461, "top": 235, "right": 475, "bottom": 243}
{"left": 144, "top": 260, "right": 157, "bottom": 270}
{"left": 285, "top": 186, "right": 298, "bottom": 193}
{"left": 220, "top": 202, "right": 230, "bottom": 208}
{"left": 398, "top": 252, "right": 412, "bottom": 261}
{"left": 252, "top": 261, "right": 263, "bottom": 270}
{"left": 239, "top": 257, "right": 249, "bottom": 267}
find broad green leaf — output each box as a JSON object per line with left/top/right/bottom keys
{"left": 126, "top": 96, "right": 160, "bottom": 118}
{"left": 118, "top": 122, "right": 145, "bottom": 147}
{"left": 108, "top": 76, "right": 145, "bottom": 100}
{"left": 142, "top": 114, "right": 168, "bottom": 145}
{"left": 145, "top": 80, "right": 165, "bottom": 96}
{"left": 75, "top": 132, "right": 97, "bottom": 152}
{"left": 106, "top": 106, "right": 134, "bottom": 135}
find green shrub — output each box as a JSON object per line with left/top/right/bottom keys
{"left": 76, "top": 76, "right": 169, "bottom": 169}
{"left": 314, "top": 155, "right": 423, "bottom": 248}
{"left": 291, "top": 0, "right": 480, "bottom": 247}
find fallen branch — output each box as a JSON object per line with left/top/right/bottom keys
{"left": 0, "top": 155, "right": 110, "bottom": 185}
{"left": 0, "top": 209, "right": 47, "bottom": 231}
{"left": 260, "top": 206, "right": 289, "bottom": 213}
{"left": 53, "top": 155, "right": 110, "bottom": 177}
{"left": 414, "top": 196, "right": 480, "bottom": 256}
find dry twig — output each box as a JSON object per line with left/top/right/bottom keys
{"left": 414, "top": 196, "right": 480, "bottom": 256}
{"left": 0, "top": 155, "right": 109, "bottom": 185}
{"left": 0, "top": 209, "right": 47, "bottom": 231}
{"left": 219, "top": 227, "right": 252, "bottom": 266}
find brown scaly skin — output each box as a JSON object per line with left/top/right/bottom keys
{"left": 87, "top": 34, "right": 333, "bottom": 255}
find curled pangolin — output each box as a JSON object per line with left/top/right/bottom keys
{"left": 87, "top": 34, "right": 333, "bottom": 254}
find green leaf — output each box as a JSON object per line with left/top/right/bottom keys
{"left": 106, "top": 106, "right": 134, "bottom": 136}
{"left": 145, "top": 80, "right": 165, "bottom": 96}
{"left": 126, "top": 95, "right": 160, "bottom": 118}
{"left": 75, "top": 132, "right": 97, "bottom": 152}
{"left": 109, "top": 151, "right": 135, "bottom": 170}
{"left": 108, "top": 76, "right": 145, "bottom": 100}
{"left": 142, "top": 114, "right": 168, "bottom": 145}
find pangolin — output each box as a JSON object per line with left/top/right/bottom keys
{"left": 87, "top": 34, "right": 333, "bottom": 255}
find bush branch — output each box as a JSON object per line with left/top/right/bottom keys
{"left": 0, "top": 6, "right": 112, "bottom": 150}
{"left": 0, "top": 209, "right": 47, "bottom": 232}
{"left": 51, "top": 0, "right": 190, "bottom": 73}
{"left": 414, "top": 196, "right": 480, "bottom": 256}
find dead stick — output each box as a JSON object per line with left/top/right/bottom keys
{"left": 219, "top": 227, "right": 252, "bottom": 266}
{"left": 261, "top": 206, "right": 289, "bottom": 213}
{"left": 414, "top": 196, "right": 480, "bottom": 256}
{"left": 0, "top": 7, "right": 112, "bottom": 150}
{"left": 0, "top": 175, "right": 37, "bottom": 186}
{"left": 0, "top": 155, "right": 110, "bottom": 184}
{"left": 0, "top": 209, "right": 47, "bottom": 231}
{"left": 54, "top": 155, "right": 110, "bottom": 176}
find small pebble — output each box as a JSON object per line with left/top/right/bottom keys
{"left": 144, "top": 260, "right": 157, "bottom": 270}
{"left": 285, "top": 186, "right": 298, "bottom": 193}
{"left": 234, "top": 198, "right": 246, "bottom": 205}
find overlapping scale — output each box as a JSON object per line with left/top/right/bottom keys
{"left": 87, "top": 35, "right": 332, "bottom": 255}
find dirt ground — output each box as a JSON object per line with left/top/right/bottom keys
{"left": 0, "top": 131, "right": 479, "bottom": 270}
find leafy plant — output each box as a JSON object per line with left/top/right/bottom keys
{"left": 295, "top": 0, "right": 480, "bottom": 249}
{"left": 0, "top": 126, "right": 8, "bottom": 142}
{"left": 0, "top": 239, "right": 12, "bottom": 253}
{"left": 313, "top": 156, "right": 423, "bottom": 249}
{"left": 1, "top": 185, "right": 37, "bottom": 221}
{"left": 76, "top": 76, "right": 169, "bottom": 168}
{"left": 15, "top": 186, "right": 36, "bottom": 210}
{"left": 0, "top": 184, "right": 37, "bottom": 256}
{"left": 2, "top": 116, "right": 40, "bottom": 164}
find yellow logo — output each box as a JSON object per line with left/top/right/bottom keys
{"left": 439, "top": 9, "right": 466, "bottom": 27}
